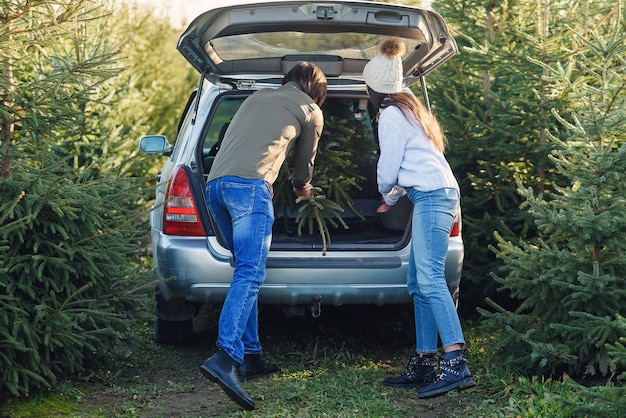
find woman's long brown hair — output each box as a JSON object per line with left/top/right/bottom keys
{"left": 368, "top": 87, "right": 447, "bottom": 153}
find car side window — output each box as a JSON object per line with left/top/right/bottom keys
{"left": 203, "top": 96, "right": 246, "bottom": 157}
{"left": 202, "top": 95, "right": 247, "bottom": 176}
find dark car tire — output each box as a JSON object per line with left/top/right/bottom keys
{"left": 154, "top": 286, "right": 196, "bottom": 344}
{"left": 154, "top": 317, "right": 194, "bottom": 345}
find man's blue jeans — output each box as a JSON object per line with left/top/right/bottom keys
{"left": 406, "top": 187, "right": 465, "bottom": 353}
{"left": 206, "top": 176, "right": 274, "bottom": 364}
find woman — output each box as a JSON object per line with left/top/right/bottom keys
{"left": 200, "top": 61, "right": 327, "bottom": 410}
{"left": 363, "top": 37, "right": 475, "bottom": 399}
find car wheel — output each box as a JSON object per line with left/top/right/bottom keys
{"left": 154, "top": 317, "right": 194, "bottom": 345}
{"left": 154, "top": 286, "right": 196, "bottom": 344}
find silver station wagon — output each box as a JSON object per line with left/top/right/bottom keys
{"left": 140, "top": 0, "right": 463, "bottom": 344}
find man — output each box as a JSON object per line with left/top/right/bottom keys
{"left": 200, "top": 61, "right": 327, "bottom": 411}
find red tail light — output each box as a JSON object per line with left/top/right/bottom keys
{"left": 450, "top": 212, "right": 461, "bottom": 237}
{"left": 163, "top": 167, "right": 206, "bottom": 236}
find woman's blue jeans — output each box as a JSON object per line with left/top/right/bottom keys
{"left": 206, "top": 176, "right": 274, "bottom": 364}
{"left": 406, "top": 187, "right": 465, "bottom": 353}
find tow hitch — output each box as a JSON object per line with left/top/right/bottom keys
{"left": 311, "top": 294, "right": 322, "bottom": 318}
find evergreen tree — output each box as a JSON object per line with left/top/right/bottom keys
{"left": 0, "top": 0, "right": 162, "bottom": 395}
{"left": 100, "top": 1, "right": 198, "bottom": 183}
{"left": 482, "top": 2, "right": 626, "bottom": 378}
{"left": 429, "top": 0, "right": 613, "bottom": 315}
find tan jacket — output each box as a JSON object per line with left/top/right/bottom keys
{"left": 207, "top": 82, "right": 324, "bottom": 192}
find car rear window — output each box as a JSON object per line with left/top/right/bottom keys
{"left": 208, "top": 32, "right": 420, "bottom": 62}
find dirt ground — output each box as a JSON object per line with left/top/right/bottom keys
{"left": 77, "top": 305, "right": 476, "bottom": 417}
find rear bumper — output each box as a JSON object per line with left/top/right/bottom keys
{"left": 152, "top": 230, "right": 463, "bottom": 308}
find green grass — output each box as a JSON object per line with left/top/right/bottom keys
{"left": 1, "top": 305, "right": 623, "bottom": 417}
{"left": 0, "top": 387, "right": 81, "bottom": 418}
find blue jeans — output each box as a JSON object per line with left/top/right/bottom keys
{"left": 406, "top": 187, "right": 465, "bottom": 353}
{"left": 206, "top": 176, "right": 274, "bottom": 364}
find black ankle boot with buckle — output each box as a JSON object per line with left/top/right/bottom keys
{"left": 382, "top": 352, "right": 436, "bottom": 389}
{"left": 418, "top": 350, "right": 476, "bottom": 399}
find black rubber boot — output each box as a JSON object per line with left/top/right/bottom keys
{"left": 382, "top": 353, "right": 436, "bottom": 389}
{"left": 238, "top": 353, "right": 280, "bottom": 381}
{"left": 200, "top": 348, "right": 255, "bottom": 410}
{"left": 418, "top": 350, "right": 476, "bottom": 399}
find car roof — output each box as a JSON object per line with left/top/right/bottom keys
{"left": 177, "top": 0, "right": 457, "bottom": 87}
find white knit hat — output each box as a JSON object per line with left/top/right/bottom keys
{"left": 363, "top": 37, "right": 406, "bottom": 94}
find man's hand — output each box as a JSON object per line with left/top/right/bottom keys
{"left": 293, "top": 186, "right": 312, "bottom": 198}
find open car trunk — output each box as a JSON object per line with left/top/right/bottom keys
{"left": 271, "top": 196, "right": 412, "bottom": 250}
{"left": 185, "top": 1, "right": 459, "bottom": 253}
{"left": 201, "top": 91, "right": 411, "bottom": 252}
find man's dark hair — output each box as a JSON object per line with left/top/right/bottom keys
{"left": 283, "top": 61, "right": 327, "bottom": 106}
